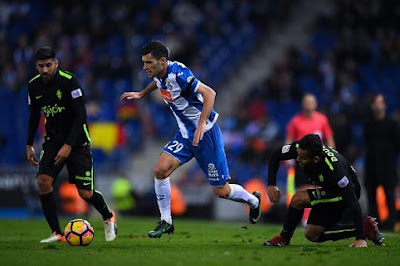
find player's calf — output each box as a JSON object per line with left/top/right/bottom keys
{"left": 212, "top": 184, "right": 231, "bottom": 199}
{"left": 78, "top": 189, "right": 93, "bottom": 201}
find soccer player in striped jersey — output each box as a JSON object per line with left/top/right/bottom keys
{"left": 121, "top": 41, "right": 261, "bottom": 238}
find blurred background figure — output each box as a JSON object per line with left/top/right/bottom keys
{"left": 286, "top": 93, "right": 335, "bottom": 148}
{"left": 364, "top": 94, "right": 400, "bottom": 231}
{"left": 111, "top": 176, "right": 136, "bottom": 216}
{"left": 59, "top": 180, "right": 89, "bottom": 216}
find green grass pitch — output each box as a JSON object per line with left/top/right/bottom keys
{"left": 0, "top": 217, "right": 399, "bottom": 266}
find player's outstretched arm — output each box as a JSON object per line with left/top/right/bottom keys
{"left": 120, "top": 81, "right": 157, "bottom": 101}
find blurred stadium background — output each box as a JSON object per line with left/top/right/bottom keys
{"left": 0, "top": 0, "right": 399, "bottom": 224}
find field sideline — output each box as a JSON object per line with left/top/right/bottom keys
{"left": 0, "top": 217, "right": 399, "bottom": 266}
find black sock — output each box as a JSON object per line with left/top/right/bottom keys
{"left": 317, "top": 224, "right": 356, "bottom": 242}
{"left": 281, "top": 206, "right": 304, "bottom": 239}
{"left": 39, "top": 192, "right": 62, "bottom": 235}
{"left": 85, "top": 190, "right": 113, "bottom": 220}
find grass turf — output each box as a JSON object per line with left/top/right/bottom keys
{"left": 0, "top": 217, "right": 399, "bottom": 266}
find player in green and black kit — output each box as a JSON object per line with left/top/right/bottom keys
{"left": 263, "top": 134, "right": 384, "bottom": 247}
{"left": 26, "top": 46, "right": 117, "bottom": 243}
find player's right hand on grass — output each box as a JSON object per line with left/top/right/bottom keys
{"left": 267, "top": 185, "right": 281, "bottom": 203}
{"left": 26, "top": 145, "right": 39, "bottom": 167}
{"left": 120, "top": 91, "right": 143, "bottom": 101}
{"left": 348, "top": 239, "right": 367, "bottom": 248}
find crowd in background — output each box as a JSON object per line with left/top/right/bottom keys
{"left": 216, "top": 0, "right": 400, "bottom": 186}
{"left": 0, "top": 0, "right": 290, "bottom": 167}
{"left": 0, "top": 0, "right": 399, "bottom": 186}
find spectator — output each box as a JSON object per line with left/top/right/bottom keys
{"left": 364, "top": 93, "right": 400, "bottom": 230}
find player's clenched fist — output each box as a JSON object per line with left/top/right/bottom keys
{"left": 267, "top": 185, "right": 281, "bottom": 203}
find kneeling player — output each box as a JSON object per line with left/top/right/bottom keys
{"left": 263, "top": 134, "right": 383, "bottom": 247}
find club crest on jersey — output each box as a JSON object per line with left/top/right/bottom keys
{"left": 160, "top": 89, "right": 173, "bottom": 102}
{"left": 282, "top": 145, "right": 290, "bottom": 154}
{"left": 56, "top": 89, "right": 62, "bottom": 100}
{"left": 166, "top": 81, "right": 173, "bottom": 90}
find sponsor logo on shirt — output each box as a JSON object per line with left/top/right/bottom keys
{"left": 41, "top": 104, "right": 65, "bottom": 117}
{"left": 71, "top": 88, "right": 82, "bottom": 99}
{"left": 187, "top": 76, "right": 194, "bottom": 83}
{"left": 208, "top": 163, "right": 219, "bottom": 178}
{"left": 160, "top": 89, "right": 173, "bottom": 102}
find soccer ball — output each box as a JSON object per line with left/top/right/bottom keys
{"left": 64, "top": 219, "right": 94, "bottom": 246}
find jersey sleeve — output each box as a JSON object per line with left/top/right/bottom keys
{"left": 26, "top": 85, "right": 41, "bottom": 145}
{"left": 175, "top": 66, "right": 199, "bottom": 94}
{"left": 267, "top": 142, "right": 298, "bottom": 186}
{"left": 65, "top": 76, "right": 88, "bottom": 146}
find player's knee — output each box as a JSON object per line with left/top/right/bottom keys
{"left": 289, "top": 193, "right": 304, "bottom": 209}
{"left": 36, "top": 176, "right": 53, "bottom": 192}
{"left": 154, "top": 166, "right": 169, "bottom": 179}
{"left": 304, "top": 226, "right": 322, "bottom": 242}
{"left": 304, "top": 230, "right": 320, "bottom": 242}
{"left": 78, "top": 190, "right": 93, "bottom": 201}
{"left": 304, "top": 232, "right": 319, "bottom": 242}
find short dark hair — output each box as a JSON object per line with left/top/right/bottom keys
{"left": 140, "top": 41, "right": 169, "bottom": 60}
{"left": 35, "top": 46, "right": 56, "bottom": 61}
{"left": 298, "top": 134, "right": 323, "bottom": 158}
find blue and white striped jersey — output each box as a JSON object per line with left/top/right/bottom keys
{"left": 153, "top": 61, "right": 219, "bottom": 139}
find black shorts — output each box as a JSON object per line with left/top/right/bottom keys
{"left": 38, "top": 140, "right": 93, "bottom": 191}
{"left": 306, "top": 188, "right": 347, "bottom": 228}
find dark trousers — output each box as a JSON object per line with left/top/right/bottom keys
{"left": 366, "top": 183, "right": 396, "bottom": 229}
